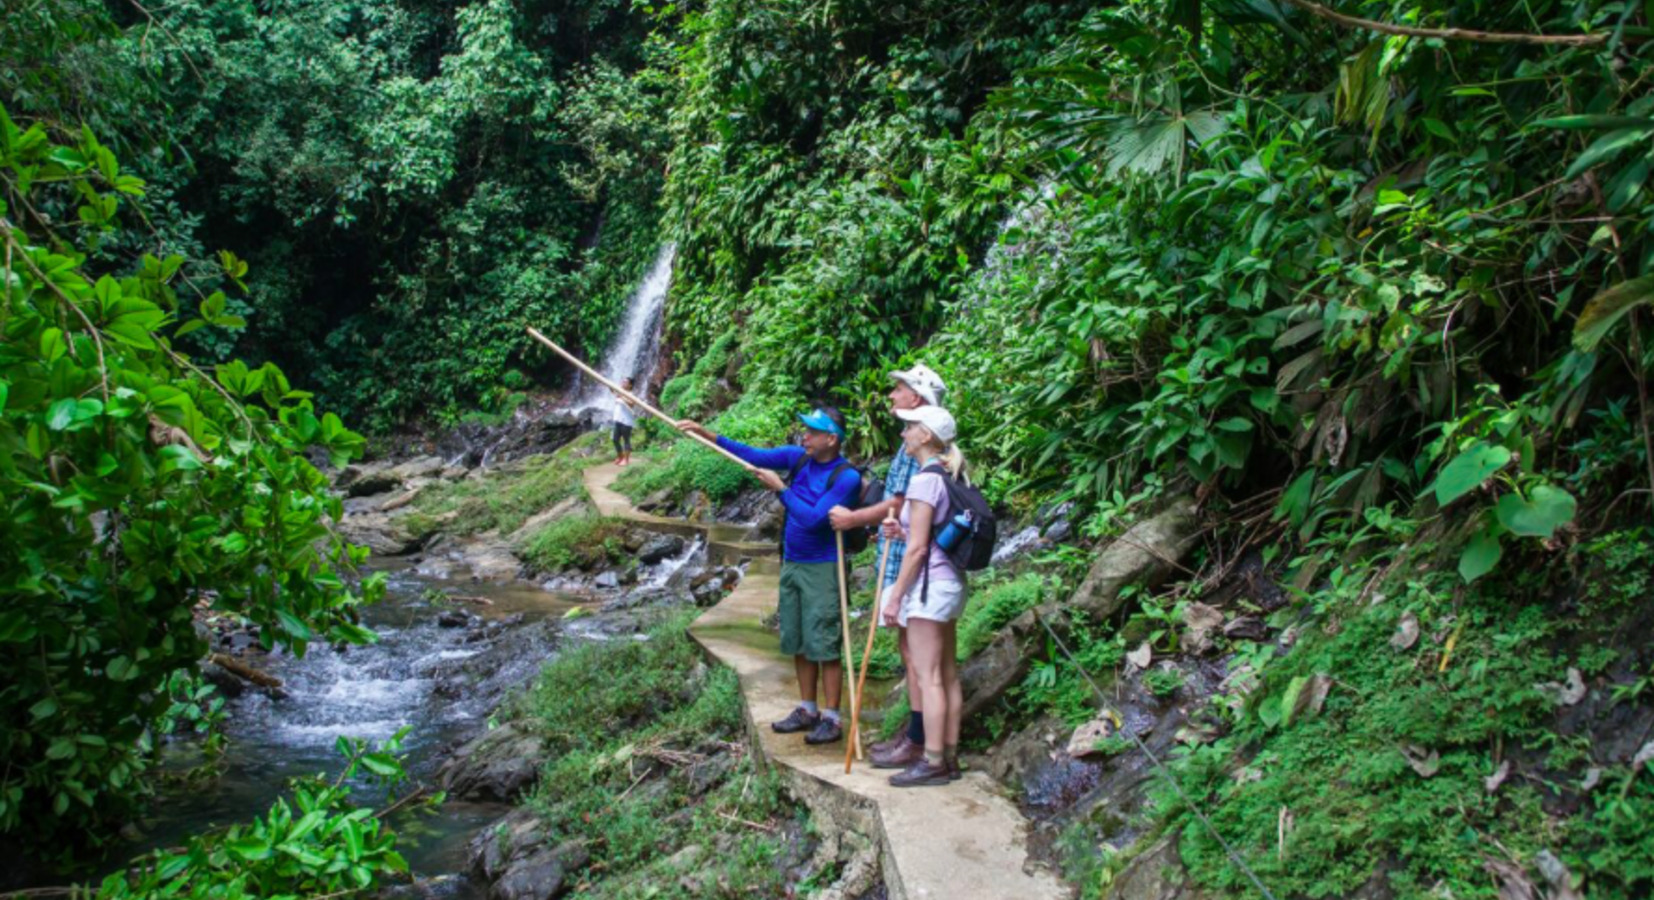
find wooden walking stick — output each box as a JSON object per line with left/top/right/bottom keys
{"left": 524, "top": 325, "right": 757, "bottom": 474}
{"left": 835, "top": 530, "right": 862, "bottom": 763}
{"left": 845, "top": 511, "right": 895, "bottom": 774}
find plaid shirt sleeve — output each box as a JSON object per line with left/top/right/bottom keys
{"left": 878, "top": 448, "right": 920, "bottom": 587}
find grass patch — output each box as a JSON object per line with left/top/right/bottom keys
{"left": 407, "top": 432, "right": 607, "bottom": 536}
{"left": 518, "top": 513, "right": 629, "bottom": 572}
{"left": 515, "top": 614, "right": 804, "bottom": 898}
{"left": 957, "top": 572, "right": 1051, "bottom": 659}
{"left": 612, "top": 392, "right": 795, "bottom": 505}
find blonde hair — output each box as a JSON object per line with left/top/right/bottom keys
{"left": 941, "top": 443, "right": 969, "bottom": 486}
{"left": 916, "top": 427, "right": 969, "bottom": 486}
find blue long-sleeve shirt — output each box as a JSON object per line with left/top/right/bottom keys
{"left": 716, "top": 436, "right": 861, "bottom": 564}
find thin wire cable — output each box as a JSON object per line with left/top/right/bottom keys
{"left": 1032, "top": 610, "right": 1280, "bottom": 900}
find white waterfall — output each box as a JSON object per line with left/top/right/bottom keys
{"left": 577, "top": 244, "right": 676, "bottom": 411}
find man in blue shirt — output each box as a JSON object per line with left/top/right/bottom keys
{"left": 828, "top": 363, "right": 946, "bottom": 768}
{"left": 679, "top": 406, "right": 861, "bottom": 745}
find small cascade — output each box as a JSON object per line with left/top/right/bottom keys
{"left": 647, "top": 536, "right": 705, "bottom": 589}
{"left": 576, "top": 244, "right": 677, "bottom": 411}
{"left": 959, "top": 180, "right": 1062, "bottom": 310}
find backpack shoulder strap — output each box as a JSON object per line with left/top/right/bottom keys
{"left": 825, "top": 460, "right": 856, "bottom": 490}
{"left": 785, "top": 452, "right": 808, "bottom": 486}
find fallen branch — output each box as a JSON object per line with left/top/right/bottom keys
{"left": 374, "top": 784, "right": 432, "bottom": 820}
{"left": 447, "top": 594, "right": 495, "bottom": 607}
{"left": 1278, "top": 0, "right": 1629, "bottom": 46}
{"left": 716, "top": 809, "right": 776, "bottom": 833}
{"left": 208, "top": 652, "right": 284, "bottom": 689}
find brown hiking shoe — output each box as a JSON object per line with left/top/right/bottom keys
{"left": 871, "top": 735, "right": 924, "bottom": 770}
{"left": 771, "top": 706, "right": 820, "bottom": 734}
{"left": 888, "top": 757, "right": 951, "bottom": 788}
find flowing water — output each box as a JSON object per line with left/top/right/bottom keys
{"left": 576, "top": 243, "right": 676, "bottom": 411}
{"left": 127, "top": 564, "right": 594, "bottom": 897}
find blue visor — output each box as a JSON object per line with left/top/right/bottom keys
{"left": 797, "top": 408, "right": 845, "bottom": 437}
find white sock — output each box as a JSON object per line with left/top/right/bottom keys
{"left": 800, "top": 700, "right": 819, "bottom": 714}
{"left": 822, "top": 708, "right": 841, "bottom": 723}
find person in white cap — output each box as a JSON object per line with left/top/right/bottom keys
{"left": 878, "top": 404, "right": 968, "bottom": 787}
{"left": 828, "top": 363, "right": 947, "bottom": 770}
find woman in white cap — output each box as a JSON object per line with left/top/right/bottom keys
{"left": 878, "top": 404, "right": 968, "bottom": 787}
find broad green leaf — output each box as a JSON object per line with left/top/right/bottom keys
{"left": 1574, "top": 274, "right": 1654, "bottom": 352}
{"left": 45, "top": 398, "right": 79, "bottom": 431}
{"left": 0, "top": 612, "right": 37, "bottom": 643}
{"left": 1459, "top": 529, "right": 1503, "bottom": 583}
{"left": 1495, "top": 485, "right": 1577, "bottom": 538}
{"left": 40, "top": 328, "right": 67, "bottom": 363}
{"left": 158, "top": 444, "right": 202, "bottom": 472}
{"left": 1566, "top": 125, "right": 1654, "bottom": 178}
{"left": 1278, "top": 675, "right": 1308, "bottom": 729}
{"left": 226, "top": 837, "right": 272, "bottom": 861}
{"left": 104, "top": 319, "right": 156, "bottom": 349}
{"left": 276, "top": 610, "right": 312, "bottom": 641}
{"left": 1276, "top": 470, "right": 1315, "bottom": 527}
{"left": 359, "top": 753, "right": 400, "bottom": 777}
{"left": 1432, "top": 442, "right": 1511, "bottom": 505}
{"left": 106, "top": 655, "right": 136, "bottom": 681}
{"left": 0, "top": 379, "right": 8, "bottom": 413}
{"left": 29, "top": 697, "right": 57, "bottom": 720}
{"left": 1534, "top": 114, "right": 1654, "bottom": 130}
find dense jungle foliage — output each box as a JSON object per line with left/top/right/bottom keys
{"left": 6, "top": 0, "right": 1654, "bottom": 896}
{"left": 3, "top": 0, "right": 670, "bottom": 430}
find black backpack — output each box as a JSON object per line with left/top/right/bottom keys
{"left": 918, "top": 461, "right": 997, "bottom": 573}
{"left": 780, "top": 454, "right": 885, "bottom": 555}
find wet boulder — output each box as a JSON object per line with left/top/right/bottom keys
{"left": 338, "top": 512, "right": 423, "bottom": 556}
{"left": 690, "top": 567, "right": 737, "bottom": 606}
{"left": 1110, "top": 835, "right": 1210, "bottom": 900}
{"left": 960, "top": 497, "right": 1199, "bottom": 723}
{"left": 344, "top": 467, "right": 402, "bottom": 498}
{"left": 469, "top": 808, "right": 589, "bottom": 900}
{"left": 438, "top": 723, "right": 546, "bottom": 801}
{"left": 637, "top": 534, "right": 686, "bottom": 565}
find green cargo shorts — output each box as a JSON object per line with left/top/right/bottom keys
{"left": 778, "top": 561, "right": 842, "bottom": 662}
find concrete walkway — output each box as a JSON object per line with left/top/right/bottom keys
{"left": 581, "top": 465, "right": 1067, "bottom": 900}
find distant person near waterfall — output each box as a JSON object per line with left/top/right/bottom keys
{"left": 611, "top": 377, "right": 638, "bottom": 466}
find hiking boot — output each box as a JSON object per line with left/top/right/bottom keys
{"left": 947, "top": 754, "right": 963, "bottom": 781}
{"left": 804, "top": 717, "right": 843, "bottom": 745}
{"left": 869, "top": 733, "right": 905, "bottom": 756}
{"left": 771, "top": 707, "right": 820, "bottom": 734}
{"left": 871, "top": 735, "right": 924, "bottom": 769}
{"left": 888, "top": 757, "right": 951, "bottom": 788}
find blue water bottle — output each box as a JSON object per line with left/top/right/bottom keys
{"left": 935, "top": 512, "right": 973, "bottom": 553}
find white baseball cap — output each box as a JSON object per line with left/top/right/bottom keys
{"left": 894, "top": 405, "right": 957, "bottom": 443}
{"left": 890, "top": 363, "right": 947, "bottom": 406}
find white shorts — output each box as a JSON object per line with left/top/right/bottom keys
{"left": 884, "top": 577, "right": 967, "bottom": 627}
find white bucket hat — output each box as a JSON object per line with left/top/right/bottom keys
{"left": 894, "top": 405, "right": 957, "bottom": 443}
{"left": 890, "top": 363, "right": 947, "bottom": 406}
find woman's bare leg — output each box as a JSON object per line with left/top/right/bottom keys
{"left": 905, "top": 619, "right": 949, "bottom": 756}
{"left": 943, "top": 622, "right": 962, "bottom": 746}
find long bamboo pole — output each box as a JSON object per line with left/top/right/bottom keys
{"left": 835, "top": 531, "right": 862, "bottom": 762}
{"left": 525, "top": 325, "right": 756, "bottom": 473}
{"left": 845, "top": 513, "right": 895, "bottom": 774}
